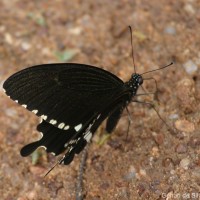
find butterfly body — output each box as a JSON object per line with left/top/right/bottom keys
{"left": 3, "top": 63, "right": 143, "bottom": 164}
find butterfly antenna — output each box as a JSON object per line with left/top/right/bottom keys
{"left": 128, "top": 26, "right": 137, "bottom": 74}
{"left": 141, "top": 62, "right": 173, "bottom": 75}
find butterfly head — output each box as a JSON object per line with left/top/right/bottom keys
{"left": 125, "top": 73, "right": 143, "bottom": 95}
{"left": 132, "top": 74, "right": 143, "bottom": 86}
{"left": 127, "top": 73, "right": 143, "bottom": 86}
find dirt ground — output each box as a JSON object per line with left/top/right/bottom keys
{"left": 0, "top": 0, "right": 200, "bottom": 200}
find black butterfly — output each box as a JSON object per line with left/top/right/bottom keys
{"left": 3, "top": 62, "right": 149, "bottom": 164}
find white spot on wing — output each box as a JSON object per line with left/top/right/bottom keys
{"left": 58, "top": 122, "right": 65, "bottom": 129}
{"left": 65, "top": 137, "right": 80, "bottom": 148}
{"left": 51, "top": 152, "right": 56, "bottom": 156}
{"left": 39, "top": 132, "right": 43, "bottom": 139}
{"left": 68, "top": 146, "right": 73, "bottom": 152}
{"left": 22, "top": 104, "right": 27, "bottom": 108}
{"left": 74, "top": 123, "right": 82, "bottom": 132}
{"left": 41, "top": 115, "right": 47, "bottom": 120}
{"left": 40, "top": 146, "right": 47, "bottom": 150}
{"left": 64, "top": 143, "right": 68, "bottom": 148}
{"left": 97, "top": 114, "right": 101, "bottom": 119}
{"left": 84, "top": 131, "right": 92, "bottom": 142}
{"left": 50, "top": 119, "right": 57, "bottom": 125}
{"left": 64, "top": 125, "right": 70, "bottom": 130}
{"left": 15, "top": 100, "right": 18, "bottom": 103}
{"left": 69, "top": 139, "right": 76, "bottom": 144}
{"left": 32, "top": 109, "right": 38, "bottom": 114}
{"left": 39, "top": 132, "right": 43, "bottom": 140}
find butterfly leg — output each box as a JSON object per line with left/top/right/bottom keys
{"left": 142, "top": 77, "right": 159, "bottom": 100}
{"left": 132, "top": 100, "right": 176, "bottom": 134}
{"left": 106, "top": 104, "right": 125, "bottom": 133}
{"left": 125, "top": 106, "right": 132, "bottom": 140}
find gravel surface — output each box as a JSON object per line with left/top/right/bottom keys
{"left": 0, "top": 1, "right": 200, "bottom": 199}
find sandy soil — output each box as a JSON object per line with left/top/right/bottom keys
{"left": 0, "top": 0, "right": 199, "bottom": 200}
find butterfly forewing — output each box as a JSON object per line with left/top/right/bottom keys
{"left": 3, "top": 63, "right": 124, "bottom": 130}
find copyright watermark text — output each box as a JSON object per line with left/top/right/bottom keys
{"left": 162, "top": 192, "right": 200, "bottom": 199}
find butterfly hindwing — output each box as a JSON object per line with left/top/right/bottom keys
{"left": 20, "top": 90, "right": 130, "bottom": 165}
{"left": 20, "top": 120, "right": 76, "bottom": 157}
{"left": 21, "top": 111, "right": 103, "bottom": 165}
{"left": 61, "top": 95, "right": 130, "bottom": 164}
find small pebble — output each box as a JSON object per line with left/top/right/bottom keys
{"left": 152, "top": 132, "right": 164, "bottom": 145}
{"left": 139, "top": 169, "right": 147, "bottom": 177}
{"left": 151, "top": 146, "right": 160, "bottom": 157}
{"left": 183, "top": 60, "right": 198, "bottom": 75}
{"left": 42, "top": 47, "right": 51, "bottom": 56}
{"left": 123, "top": 166, "right": 136, "bottom": 180}
{"left": 5, "top": 107, "right": 18, "bottom": 117}
{"left": 184, "top": 3, "right": 195, "bottom": 15}
{"left": 4, "top": 33, "right": 13, "bottom": 44}
{"left": 100, "top": 182, "right": 109, "bottom": 190}
{"left": 175, "top": 143, "right": 188, "bottom": 154}
{"left": 27, "top": 191, "right": 37, "bottom": 200}
{"left": 188, "top": 137, "right": 200, "bottom": 148}
{"left": 93, "top": 161, "right": 104, "bottom": 172}
{"left": 107, "top": 139, "right": 122, "bottom": 149}
{"left": 192, "top": 168, "right": 200, "bottom": 180}
{"left": 149, "top": 180, "right": 160, "bottom": 193}
{"left": 175, "top": 119, "right": 195, "bottom": 133}
{"left": 21, "top": 41, "right": 31, "bottom": 51}
{"left": 162, "top": 157, "right": 175, "bottom": 168}
{"left": 179, "top": 158, "right": 190, "bottom": 170}
{"left": 68, "top": 26, "right": 82, "bottom": 35}
{"left": 176, "top": 78, "right": 196, "bottom": 113}
{"left": 175, "top": 132, "right": 185, "bottom": 140}
{"left": 169, "top": 113, "right": 179, "bottom": 120}
{"left": 168, "top": 174, "right": 179, "bottom": 185}
{"left": 117, "top": 188, "right": 129, "bottom": 198}
{"left": 115, "top": 180, "right": 126, "bottom": 188}
{"left": 136, "top": 184, "right": 146, "bottom": 196}
{"left": 164, "top": 26, "right": 176, "bottom": 35}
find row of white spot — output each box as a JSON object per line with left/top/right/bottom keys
{"left": 62, "top": 116, "right": 100, "bottom": 153}
{"left": 37, "top": 115, "right": 100, "bottom": 163}
{"left": 83, "top": 114, "right": 100, "bottom": 142}
{"left": 30, "top": 107, "right": 84, "bottom": 132}
{"left": 40, "top": 112, "right": 83, "bottom": 132}
{"left": 11, "top": 96, "right": 85, "bottom": 133}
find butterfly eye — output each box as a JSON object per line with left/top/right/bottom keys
{"left": 138, "top": 76, "right": 143, "bottom": 85}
